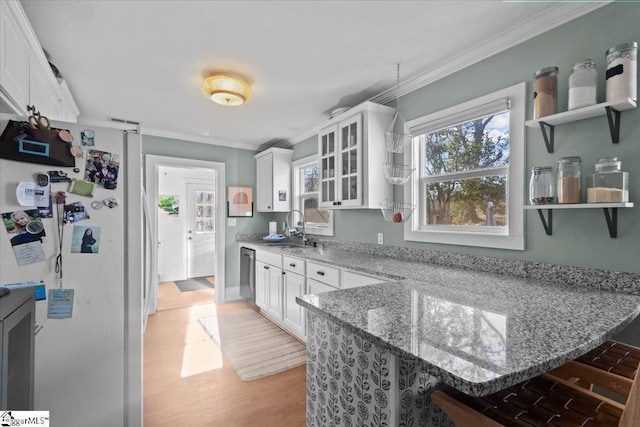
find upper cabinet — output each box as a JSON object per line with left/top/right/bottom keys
{"left": 0, "top": 0, "right": 79, "bottom": 121}
{"left": 255, "top": 147, "right": 294, "bottom": 212}
{"left": 316, "top": 101, "right": 395, "bottom": 209}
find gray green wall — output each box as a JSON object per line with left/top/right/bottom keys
{"left": 294, "top": 3, "right": 640, "bottom": 274}
{"left": 142, "top": 135, "right": 270, "bottom": 289}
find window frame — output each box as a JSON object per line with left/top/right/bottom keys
{"left": 403, "top": 82, "right": 525, "bottom": 250}
{"left": 292, "top": 155, "right": 334, "bottom": 236}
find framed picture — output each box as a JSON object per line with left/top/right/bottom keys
{"left": 227, "top": 186, "right": 253, "bottom": 217}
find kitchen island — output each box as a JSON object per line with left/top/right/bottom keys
{"left": 239, "top": 238, "right": 640, "bottom": 427}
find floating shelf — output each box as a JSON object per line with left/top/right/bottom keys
{"left": 524, "top": 202, "right": 634, "bottom": 238}
{"left": 525, "top": 98, "right": 637, "bottom": 152}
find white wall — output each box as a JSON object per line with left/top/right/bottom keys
{"left": 0, "top": 117, "right": 132, "bottom": 425}
{"left": 157, "top": 166, "right": 215, "bottom": 281}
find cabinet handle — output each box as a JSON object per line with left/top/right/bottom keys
{"left": 264, "top": 266, "right": 270, "bottom": 270}
{"left": 332, "top": 202, "right": 337, "bottom": 206}
{"left": 282, "top": 271, "right": 286, "bottom": 275}
{"left": 289, "top": 263, "right": 296, "bottom": 267}
{"left": 317, "top": 271, "right": 325, "bottom": 276}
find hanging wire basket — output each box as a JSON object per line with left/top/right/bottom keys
{"left": 380, "top": 201, "right": 416, "bottom": 223}
{"left": 383, "top": 162, "right": 415, "bottom": 185}
{"left": 385, "top": 111, "right": 412, "bottom": 153}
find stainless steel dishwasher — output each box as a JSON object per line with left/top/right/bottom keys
{"left": 239, "top": 247, "right": 255, "bottom": 304}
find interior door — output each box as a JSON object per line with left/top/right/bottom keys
{"left": 186, "top": 183, "right": 216, "bottom": 279}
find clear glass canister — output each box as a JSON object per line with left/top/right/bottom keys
{"left": 568, "top": 59, "right": 597, "bottom": 110}
{"left": 557, "top": 156, "right": 581, "bottom": 204}
{"left": 529, "top": 166, "right": 555, "bottom": 205}
{"left": 587, "top": 157, "right": 629, "bottom": 203}
{"left": 533, "top": 66, "right": 558, "bottom": 119}
{"left": 606, "top": 42, "right": 637, "bottom": 103}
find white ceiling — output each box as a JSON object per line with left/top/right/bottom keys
{"left": 20, "top": 1, "right": 607, "bottom": 150}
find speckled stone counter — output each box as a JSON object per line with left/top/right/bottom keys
{"left": 238, "top": 238, "right": 640, "bottom": 426}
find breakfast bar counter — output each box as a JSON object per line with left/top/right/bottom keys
{"left": 240, "top": 238, "right": 640, "bottom": 427}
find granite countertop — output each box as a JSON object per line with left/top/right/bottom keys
{"left": 239, "top": 240, "right": 640, "bottom": 396}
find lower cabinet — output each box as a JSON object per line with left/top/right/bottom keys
{"left": 255, "top": 260, "right": 268, "bottom": 310}
{"left": 282, "top": 270, "right": 306, "bottom": 340}
{"left": 266, "top": 266, "right": 283, "bottom": 322}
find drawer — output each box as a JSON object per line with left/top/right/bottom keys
{"left": 256, "top": 249, "right": 282, "bottom": 267}
{"left": 306, "top": 261, "right": 340, "bottom": 288}
{"left": 307, "top": 278, "right": 338, "bottom": 294}
{"left": 342, "top": 270, "right": 386, "bottom": 289}
{"left": 284, "top": 255, "right": 305, "bottom": 275}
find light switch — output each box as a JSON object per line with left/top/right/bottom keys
{"left": 227, "top": 218, "right": 236, "bottom": 227}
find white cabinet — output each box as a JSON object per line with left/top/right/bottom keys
{"left": 307, "top": 277, "right": 338, "bottom": 294}
{"left": 255, "top": 260, "right": 269, "bottom": 310}
{"left": 283, "top": 270, "right": 306, "bottom": 340}
{"left": 255, "top": 148, "right": 293, "bottom": 212}
{"left": 342, "top": 270, "right": 387, "bottom": 289}
{"left": 0, "top": 0, "right": 29, "bottom": 114}
{"left": 317, "top": 101, "right": 395, "bottom": 209}
{"left": 0, "top": 1, "right": 78, "bottom": 120}
{"left": 266, "top": 265, "right": 284, "bottom": 321}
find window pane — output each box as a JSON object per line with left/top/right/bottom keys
{"left": 350, "top": 123, "right": 357, "bottom": 147}
{"left": 424, "top": 175, "right": 506, "bottom": 226}
{"left": 424, "top": 111, "right": 510, "bottom": 176}
{"left": 303, "top": 197, "right": 330, "bottom": 225}
{"left": 303, "top": 166, "right": 319, "bottom": 193}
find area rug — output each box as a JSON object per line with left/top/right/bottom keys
{"left": 198, "top": 309, "right": 306, "bottom": 381}
{"left": 174, "top": 277, "right": 214, "bottom": 292}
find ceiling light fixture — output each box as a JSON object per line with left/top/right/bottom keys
{"left": 201, "top": 74, "right": 252, "bottom": 106}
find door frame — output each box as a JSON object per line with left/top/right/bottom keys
{"left": 145, "top": 155, "right": 226, "bottom": 305}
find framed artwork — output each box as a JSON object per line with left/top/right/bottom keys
{"left": 227, "top": 186, "right": 253, "bottom": 217}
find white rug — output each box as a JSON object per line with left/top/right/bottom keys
{"left": 198, "top": 309, "right": 306, "bottom": 381}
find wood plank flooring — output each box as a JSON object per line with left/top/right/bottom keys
{"left": 144, "top": 279, "right": 307, "bottom": 426}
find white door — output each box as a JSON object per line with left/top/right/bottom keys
{"left": 186, "top": 182, "right": 216, "bottom": 278}
{"left": 283, "top": 271, "right": 306, "bottom": 340}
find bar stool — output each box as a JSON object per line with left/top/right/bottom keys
{"left": 432, "top": 343, "right": 640, "bottom": 427}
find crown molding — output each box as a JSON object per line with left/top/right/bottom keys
{"left": 370, "top": 2, "right": 611, "bottom": 105}
{"left": 139, "top": 127, "right": 256, "bottom": 151}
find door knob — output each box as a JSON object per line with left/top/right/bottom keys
{"left": 188, "top": 237, "right": 192, "bottom": 240}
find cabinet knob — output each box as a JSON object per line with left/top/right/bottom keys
{"left": 264, "top": 266, "right": 270, "bottom": 270}
{"left": 282, "top": 271, "right": 286, "bottom": 275}
{"left": 317, "top": 271, "right": 325, "bottom": 276}
{"left": 289, "top": 263, "right": 296, "bottom": 267}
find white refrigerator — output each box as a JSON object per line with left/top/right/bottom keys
{"left": 0, "top": 114, "right": 143, "bottom": 426}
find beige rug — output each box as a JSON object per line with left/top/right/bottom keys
{"left": 198, "top": 309, "right": 306, "bottom": 381}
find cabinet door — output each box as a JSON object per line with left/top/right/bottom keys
{"left": 337, "top": 114, "right": 363, "bottom": 207}
{"left": 256, "top": 153, "right": 273, "bottom": 211}
{"left": 0, "top": 2, "right": 29, "bottom": 113}
{"left": 318, "top": 125, "right": 338, "bottom": 208}
{"left": 255, "top": 260, "right": 269, "bottom": 309}
{"left": 283, "top": 271, "right": 306, "bottom": 340}
{"left": 307, "top": 277, "right": 338, "bottom": 295}
{"left": 266, "top": 266, "right": 283, "bottom": 321}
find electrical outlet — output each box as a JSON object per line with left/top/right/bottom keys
{"left": 227, "top": 218, "right": 236, "bottom": 227}
{"left": 377, "top": 233, "right": 384, "bottom": 245}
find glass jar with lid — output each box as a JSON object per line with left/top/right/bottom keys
{"left": 586, "top": 157, "right": 629, "bottom": 203}
{"left": 533, "top": 67, "right": 558, "bottom": 119}
{"left": 529, "top": 166, "right": 555, "bottom": 205}
{"left": 568, "top": 59, "right": 597, "bottom": 110}
{"left": 557, "top": 156, "right": 581, "bottom": 204}
{"left": 606, "top": 42, "right": 637, "bottom": 103}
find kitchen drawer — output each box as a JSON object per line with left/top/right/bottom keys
{"left": 306, "top": 261, "right": 340, "bottom": 288}
{"left": 342, "top": 270, "right": 386, "bottom": 289}
{"left": 284, "top": 255, "right": 305, "bottom": 275}
{"left": 256, "top": 249, "right": 282, "bottom": 267}
{"left": 308, "top": 278, "right": 338, "bottom": 294}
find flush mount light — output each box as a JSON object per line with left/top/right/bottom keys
{"left": 201, "top": 74, "right": 252, "bottom": 106}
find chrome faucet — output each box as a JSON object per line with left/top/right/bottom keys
{"left": 284, "top": 209, "right": 306, "bottom": 244}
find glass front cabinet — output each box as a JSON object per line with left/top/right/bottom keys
{"left": 317, "top": 102, "right": 395, "bottom": 209}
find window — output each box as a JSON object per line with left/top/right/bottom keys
{"left": 292, "top": 155, "right": 334, "bottom": 236}
{"left": 404, "top": 83, "right": 525, "bottom": 250}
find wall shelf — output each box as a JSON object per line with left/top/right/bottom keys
{"left": 525, "top": 98, "right": 637, "bottom": 152}
{"left": 524, "top": 202, "right": 634, "bottom": 238}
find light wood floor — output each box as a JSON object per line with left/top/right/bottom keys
{"left": 144, "top": 278, "right": 307, "bottom": 426}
